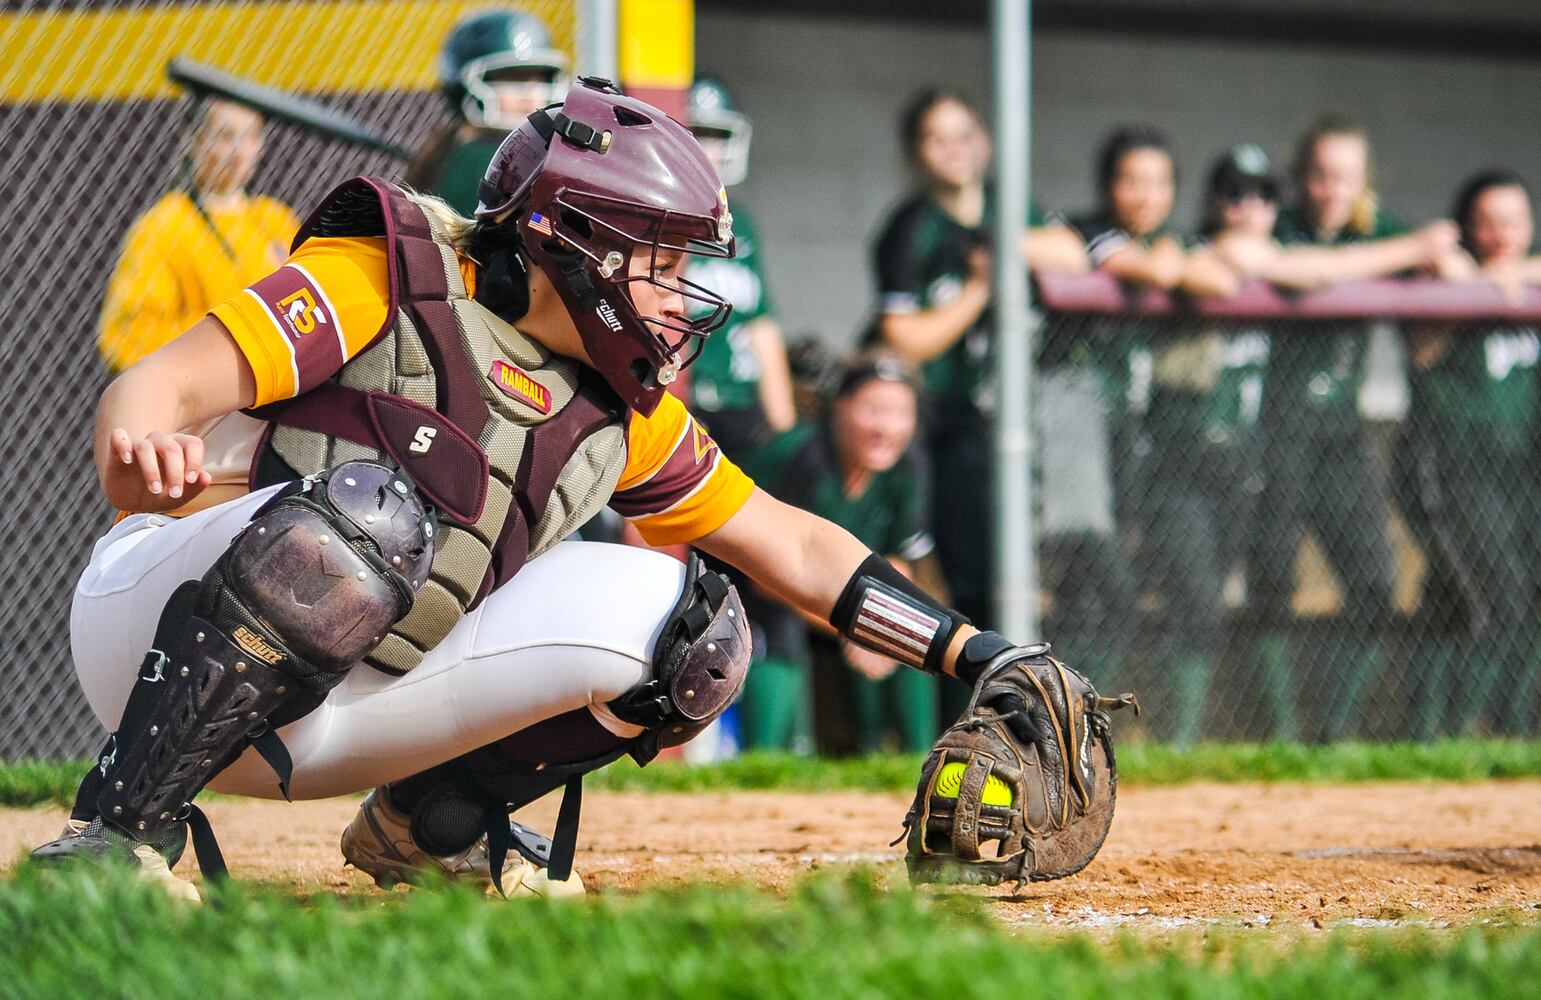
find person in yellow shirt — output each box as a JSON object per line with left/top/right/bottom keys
{"left": 33, "top": 81, "right": 1129, "bottom": 903}
{"left": 96, "top": 98, "right": 298, "bottom": 372}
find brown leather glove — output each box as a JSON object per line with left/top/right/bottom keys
{"left": 900, "top": 640, "right": 1138, "bottom": 888}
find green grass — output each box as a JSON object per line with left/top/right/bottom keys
{"left": 584, "top": 737, "right": 1541, "bottom": 792}
{"left": 0, "top": 759, "right": 86, "bottom": 810}
{"left": 1113, "top": 738, "right": 1541, "bottom": 785}
{"left": 5, "top": 739, "right": 1541, "bottom": 808}
{"left": 0, "top": 867, "right": 1536, "bottom": 999}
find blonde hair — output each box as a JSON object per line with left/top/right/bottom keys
{"left": 1292, "top": 115, "right": 1378, "bottom": 237}
{"left": 404, "top": 189, "right": 478, "bottom": 253}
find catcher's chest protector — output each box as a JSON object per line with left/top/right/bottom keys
{"left": 251, "top": 178, "right": 630, "bottom": 675}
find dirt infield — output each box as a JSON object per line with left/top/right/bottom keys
{"left": 3, "top": 780, "right": 1538, "bottom": 929}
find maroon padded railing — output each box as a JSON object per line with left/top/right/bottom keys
{"left": 1034, "top": 272, "right": 1541, "bottom": 322}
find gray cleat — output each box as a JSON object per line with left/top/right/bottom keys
{"left": 340, "top": 786, "right": 585, "bottom": 899}
{"left": 30, "top": 817, "right": 201, "bottom": 903}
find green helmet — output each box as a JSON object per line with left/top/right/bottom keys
{"left": 687, "top": 77, "right": 752, "bottom": 186}
{"left": 439, "top": 10, "right": 570, "bottom": 129}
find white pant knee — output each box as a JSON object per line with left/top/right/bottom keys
{"left": 69, "top": 492, "right": 689, "bottom": 801}
{"left": 209, "top": 541, "right": 686, "bottom": 798}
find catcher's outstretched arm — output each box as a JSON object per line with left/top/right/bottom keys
{"left": 698, "top": 483, "right": 1137, "bottom": 889}
{"left": 694, "top": 488, "right": 983, "bottom": 676}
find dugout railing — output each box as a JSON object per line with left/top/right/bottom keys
{"left": 1031, "top": 272, "right": 1541, "bottom": 745}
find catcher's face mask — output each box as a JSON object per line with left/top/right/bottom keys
{"left": 477, "top": 80, "right": 736, "bottom": 416}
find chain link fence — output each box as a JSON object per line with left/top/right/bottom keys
{"left": 0, "top": 0, "right": 581, "bottom": 760}
{"left": 1033, "top": 274, "right": 1541, "bottom": 745}
{"left": 4, "top": 6, "right": 1538, "bottom": 761}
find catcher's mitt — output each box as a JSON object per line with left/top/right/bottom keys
{"left": 900, "top": 643, "right": 1138, "bottom": 888}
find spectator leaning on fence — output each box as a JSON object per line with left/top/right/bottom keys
{"left": 746, "top": 355, "right": 940, "bottom": 754}
{"left": 1193, "top": 146, "right": 1278, "bottom": 592}
{"left": 97, "top": 99, "right": 298, "bottom": 373}
{"left": 1041, "top": 127, "right": 1230, "bottom": 732}
{"left": 1398, "top": 170, "right": 1541, "bottom": 738}
{"left": 405, "top": 9, "right": 570, "bottom": 215}
{"left": 872, "top": 89, "right": 1085, "bottom": 691}
{"left": 1103, "top": 145, "right": 1282, "bottom": 744}
{"left": 1244, "top": 115, "right": 1461, "bottom": 742}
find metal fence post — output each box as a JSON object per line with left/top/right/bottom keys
{"left": 991, "top": 0, "right": 1039, "bottom": 640}
{"left": 578, "top": 0, "right": 620, "bottom": 80}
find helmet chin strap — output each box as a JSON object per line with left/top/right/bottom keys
{"left": 548, "top": 245, "right": 671, "bottom": 388}
{"left": 551, "top": 247, "right": 600, "bottom": 308}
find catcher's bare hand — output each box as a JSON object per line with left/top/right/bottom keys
{"left": 104, "top": 427, "right": 212, "bottom": 512}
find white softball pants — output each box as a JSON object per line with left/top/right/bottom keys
{"left": 70, "top": 486, "right": 687, "bottom": 800}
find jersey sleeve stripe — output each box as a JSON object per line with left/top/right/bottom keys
{"left": 286, "top": 261, "right": 348, "bottom": 364}
{"left": 242, "top": 286, "right": 300, "bottom": 399}
{"left": 625, "top": 457, "right": 755, "bottom": 546}
{"left": 1085, "top": 230, "right": 1132, "bottom": 266}
{"left": 611, "top": 419, "right": 713, "bottom": 516}
{"left": 246, "top": 265, "right": 346, "bottom": 395}
{"left": 619, "top": 449, "right": 721, "bottom": 521}
{"left": 617, "top": 410, "right": 692, "bottom": 493}
{"left": 896, "top": 530, "right": 937, "bottom": 562}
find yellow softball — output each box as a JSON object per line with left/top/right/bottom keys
{"left": 932, "top": 762, "right": 1013, "bottom": 807}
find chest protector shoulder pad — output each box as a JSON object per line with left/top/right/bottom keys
{"left": 250, "top": 177, "right": 631, "bottom": 675}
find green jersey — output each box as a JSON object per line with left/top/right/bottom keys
{"left": 1413, "top": 326, "right": 1541, "bottom": 453}
{"left": 754, "top": 424, "right": 934, "bottom": 561}
{"left": 687, "top": 209, "right": 773, "bottom": 415}
{"left": 873, "top": 193, "right": 1045, "bottom": 413}
{"left": 431, "top": 134, "right": 504, "bottom": 217}
{"left": 1049, "top": 214, "right": 1195, "bottom": 419}
{"left": 1149, "top": 329, "right": 1271, "bottom": 445}
{"left": 1269, "top": 205, "right": 1407, "bottom": 413}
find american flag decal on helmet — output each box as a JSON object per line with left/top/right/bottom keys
{"left": 852, "top": 581, "right": 943, "bottom": 668}
{"left": 528, "top": 212, "right": 553, "bottom": 235}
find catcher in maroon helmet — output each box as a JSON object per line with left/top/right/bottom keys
{"left": 32, "top": 79, "right": 1133, "bottom": 901}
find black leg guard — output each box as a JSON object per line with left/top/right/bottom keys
{"left": 35, "top": 462, "right": 434, "bottom": 876}
{"left": 66, "top": 582, "right": 200, "bottom": 826}
{"left": 95, "top": 591, "right": 305, "bottom": 839}
{"left": 385, "top": 553, "right": 753, "bottom": 893}
{"left": 393, "top": 712, "right": 629, "bottom": 892}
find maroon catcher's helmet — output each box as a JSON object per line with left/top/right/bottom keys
{"left": 476, "top": 77, "right": 735, "bottom": 415}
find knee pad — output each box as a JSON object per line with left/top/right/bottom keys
{"left": 214, "top": 461, "right": 436, "bottom": 683}
{"left": 610, "top": 553, "right": 752, "bottom": 761}
{"left": 410, "top": 784, "right": 488, "bottom": 855}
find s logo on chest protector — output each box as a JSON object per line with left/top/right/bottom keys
{"left": 409, "top": 426, "right": 438, "bottom": 454}
{"left": 488, "top": 360, "right": 553, "bottom": 414}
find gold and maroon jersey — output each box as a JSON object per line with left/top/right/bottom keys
{"left": 207, "top": 235, "right": 752, "bottom": 545}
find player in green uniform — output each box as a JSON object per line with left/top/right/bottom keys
{"left": 405, "top": 10, "right": 570, "bottom": 215}
{"left": 1113, "top": 146, "right": 1281, "bottom": 744}
{"left": 1400, "top": 170, "right": 1541, "bottom": 736}
{"left": 677, "top": 78, "right": 801, "bottom": 752}
{"left": 1052, "top": 127, "right": 1234, "bottom": 740}
{"left": 743, "top": 356, "right": 939, "bottom": 752}
{"left": 1205, "top": 133, "right": 1461, "bottom": 740}
{"left": 1248, "top": 117, "right": 1466, "bottom": 741}
{"left": 682, "top": 78, "right": 796, "bottom": 459}
{"left": 872, "top": 91, "right": 1085, "bottom": 723}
